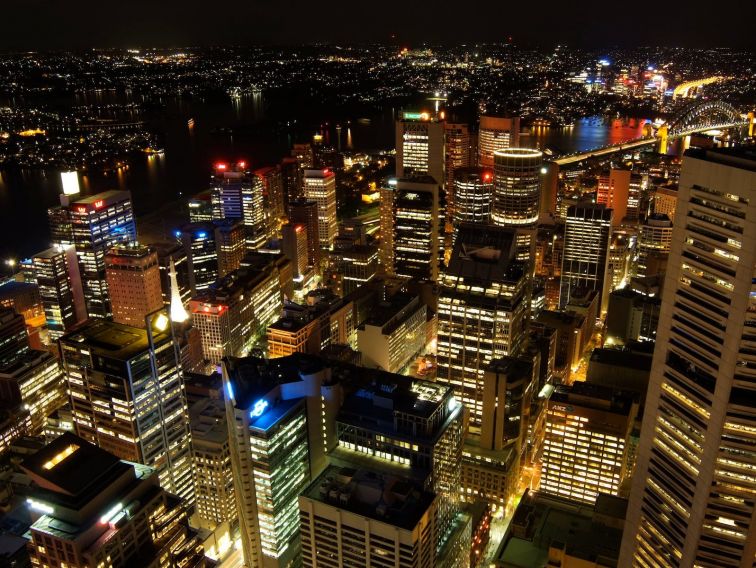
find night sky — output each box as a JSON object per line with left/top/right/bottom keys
{"left": 1, "top": 0, "right": 755, "bottom": 50}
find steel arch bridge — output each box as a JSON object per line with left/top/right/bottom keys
{"left": 665, "top": 99, "right": 742, "bottom": 136}
{"left": 554, "top": 99, "right": 750, "bottom": 166}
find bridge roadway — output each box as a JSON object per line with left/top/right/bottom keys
{"left": 552, "top": 120, "right": 747, "bottom": 166}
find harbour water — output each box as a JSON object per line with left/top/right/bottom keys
{"left": 0, "top": 91, "right": 652, "bottom": 259}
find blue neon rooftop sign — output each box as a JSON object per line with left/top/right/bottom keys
{"left": 250, "top": 399, "right": 269, "bottom": 419}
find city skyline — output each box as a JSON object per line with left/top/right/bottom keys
{"left": 0, "top": 35, "right": 754, "bottom": 568}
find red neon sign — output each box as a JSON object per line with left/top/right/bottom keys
{"left": 94, "top": 200, "right": 104, "bottom": 209}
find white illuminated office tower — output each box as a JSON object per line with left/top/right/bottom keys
{"left": 451, "top": 167, "right": 494, "bottom": 228}
{"left": 492, "top": 148, "right": 542, "bottom": 226}
{"left": 492, "top": 148, "right": 542, "bottom": 263}
{"left": 303, "top": 168, "right": 338, "bottom": 250}
{"left": 395, "top": 111, "right": 445, "bottom": 189}
{"left": 68, "top": 190, "right": 137, "bottom": 318}
{"left": 436, "top": 224, "right": 528, "bottom": 431}
{"left": 478, "top": 115, "right": 520, "bottom": 167}
{"left": 541, "top": 383, "right": 637, "bottom": 505}
{"left": 560, "top": 202, "right": 613, "bottom": 315}
{"left": 59, "top": 315, "right": 194, "bottom": 504}
{"left": 223, "top": 357, "right": 311, "bottom": 568}
{"left": 620, "top": 148, "right": 756, "bottom": 568}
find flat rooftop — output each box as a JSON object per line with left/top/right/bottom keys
{"left": 60, "top": 319, "right": 172, "bottom": 362}
{"left": 21, "top": 433, "right": 123, "bottom": 498}
{"left": 498, "top": 491, "right": 625, "bottom": 567}
{"left": 686, "top": 147, "right": 756, "bottom": 172}
{"left": 303, "top": 464, "right": 435, "bottom": 531}
{"left": 590, "top": 348, "right": 653, "bottom": 372}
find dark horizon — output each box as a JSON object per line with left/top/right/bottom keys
{"left": 2, "top": 0, "right": 755, "bottom": 51}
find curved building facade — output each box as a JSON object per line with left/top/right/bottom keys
{"left": 492, "top": 148, "right": 542, "bottom": 227}
{"left": 452, "top": 167, "right": 494, "bottom": 227}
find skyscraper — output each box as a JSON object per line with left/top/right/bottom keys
{"left": 68, "top": 190, "right": 137, "bottom": 318}
{"left": 379, "top": 178, "right": 397, "bottom": 274}
{"left": 393, "top": 177, "right": 442, "bottom": 281}
{"left": 59, "top": 316, "right": 194, "bottom": 503}
{"left": 445, "top": 122, "right": 473, "bottom": 222}
{"left": 560, "top": 203, "right": 613, "bottom": 315}
{"left": 492, "top": 148, "right": 542, "bottom": 227}
{"left": 281, "top": 223, "right": 309, "bottom": 280}
{"left": 492, "top": 149, "right": 542, "bottom": 264}
{"left": 299, "top": 466, "right": 438, "bottom": 568}
{"left": 637, "top": 213, "right": 673, "bottom": 278}
{"left": 303, "top": 168, "right": 338, "bottom": 250}
{"left": 452, "top": 167, "right": 494, "bottom": 228}
{"left": 214, "top": 218, "right": 247, "bottom": 277}
{"left": 105, "top": 245, "right": 164, "bottom": 329}
{"left": 190, "top": 264, "right": 284, "bottom": 365}
{"left": 255, "top": 164, "right": 286, "bottom": 236}
{"left": 597, "top": 168, "right": 630, "bottom": 226}
{"left": 541, "top": 382, "right": 638, "bottom": 504}
{"left": 0, "top": 307, "right": 30, "bottom": 368}
{"left": 478, "top": 115, "right": 520, "bottom": 167}
{"left": 31, "top": 246, "right": 83, "bottom": 339}
{"left": 437, "top": 224, "right": 528, "bottom": 431}
{"left": 0, "top": 350, "right": 65, "bottom": 435}
{"left": 210, "top": 162, "right": 267, "bottom": 250}
{"left": 620, "top": 148, "right": 756, "bottom": 567}
{"left": 289, "top": 199, "right": 322, "bottom": 269}
{"left": 223, "top": 357, "right": 311, "bottom": 568}
{"left": 395, "top": 112, "right": 445, "bottom": 189}
{"left": 179, "top": 222, "right": 219, "bottom": 295}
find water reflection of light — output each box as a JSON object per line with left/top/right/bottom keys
{"left": 117, "top": 167, "right": 126, "bottom": 190}
{"left": 347, "top": 127, "right": 353, "bottom": 150}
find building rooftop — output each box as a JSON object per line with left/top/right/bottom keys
{"left": 0, "top": 349, "right": 53, "bottom": 376}
{"left": 71, "top": 189, "right": 131, "bottom": 206}
{"left": 60, "top": 318, "right": 172, "bottom": 362}
{"left": 189, "top": 399, "right": 228, "bottom": 445}
{"left": 686, "top": 147, "right": 756, "bottom": 172}
{"left": 32, "top": 247, "right": 66, "bottom": 260}
{"left": 21, "top": 433, "right": 124, "bottom": 498}
{"left": 447, "top": 224, "right": 525, "bottom": 286}
{"left": 303, "top": 464, "right": 435, "bottom": 531}
{"left": 497, "top": 490, "right": 625, "bottom": 568}
{"left": 589, "top": 348, "right": 653, "bottom": 372}
{"left": 551, "top": 382, "right": 637, "bottom": 416}
{"left": 360, "top": 293, "right": 422, "bottom": 333}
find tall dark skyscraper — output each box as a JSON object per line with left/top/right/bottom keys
{"left": 392, "top": 177, "right": 442, "bottom": 282}
{"left": 289, "top": 198, "right": 322, "bottom": 269}
{"left": 179, "top": 222, "right": 219, "bottom": 295}
{"left": 31, "top": 247, "right": 82, "bottom": 339}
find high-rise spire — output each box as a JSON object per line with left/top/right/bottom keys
{"left": 169, "top": 258, "right": 189, "bottom": 323}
